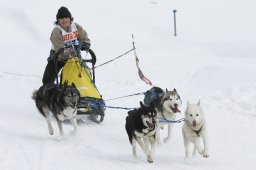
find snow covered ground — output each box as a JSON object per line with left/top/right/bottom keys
{"left": 1, "top": 0, "right": 256, "bottom": 170}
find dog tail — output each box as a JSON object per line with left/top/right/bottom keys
{"left": 32, "top": 90, "right": 38, "bottom": 100}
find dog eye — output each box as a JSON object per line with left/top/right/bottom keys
{"left": 169, "top": 99, "right": 173, "bottom": 101}
{"left": 196, "top": 114, "right": 199, "bottom": 116}
{"left": 190, "top": 114, "right": 192, "bottom": 117}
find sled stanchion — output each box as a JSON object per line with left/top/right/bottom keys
{"left": 88, "top": 49, "right": 96, "bottom": 83}
{"left": 53, "top": 47, "right": 65, "bottom": 86}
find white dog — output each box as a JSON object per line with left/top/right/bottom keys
{"left": 182, "top": 100, "right": 209, "bottom": 158}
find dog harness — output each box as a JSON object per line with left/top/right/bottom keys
{"left": 185, "top": 119, "right": 203, "bottom": 137}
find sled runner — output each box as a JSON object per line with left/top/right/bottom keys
{"left": 55, "top": 43, "right": 105, "bottom": 123}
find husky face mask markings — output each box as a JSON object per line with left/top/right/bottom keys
{"left": 182, "top": 100, "right": 209, "bottom": 158}
{"left": 162, "top": 88, "right": 182, "bottom": 114}
{"left": 58, "top": 85, "right": 80, "bottom": 119}
{"left": 125, "top": 101, "right": 157, "bottom": 163}
{"left": 155, "top": 88, "right": 182, "bottom": 145}
{"left": 141, "top": 109, "right": 156, "bottom": 131}
{"left": 32, "top": 81, "right": 80, "bottom": 136}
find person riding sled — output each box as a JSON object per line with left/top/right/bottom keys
{"left": 42, "top": 6, "right": 91, "bottom": 85}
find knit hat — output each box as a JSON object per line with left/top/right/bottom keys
{"left": 56, "top": 7, "right": 72, "bottom": 20}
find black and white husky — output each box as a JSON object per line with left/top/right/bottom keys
{"left": 153, "top": 88, "right": 182, "bottom": 145}
{"left": 32, "top": 82, "right": 80, "bottom": 136}
{"left": 125, "top": 101, "right": 157, "bottom": 163}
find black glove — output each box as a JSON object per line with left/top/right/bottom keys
{"left": 81, "top": 42, "right": 91, "bottom": 51}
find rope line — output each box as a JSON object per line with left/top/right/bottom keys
{"left": 105, "top": 92, "right": 145, "bottom": 101}
{"left": 95, "top": 48, "right": 135, "bottom": 68}
{"left": 105, "top": 106, "right": 137, "bottom": 110}
{"left": 158, "top": 117, "right": 185, "bottom": 124}
{"left": 3, "top": 72, "right": 41, "bottom": 78}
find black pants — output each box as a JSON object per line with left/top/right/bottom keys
{"left": 42, "top": 60, "right": 65, "bottom": 85}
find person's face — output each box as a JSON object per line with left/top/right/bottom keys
{"left": 58, "top": 17, "right": 71, "bottom": 28}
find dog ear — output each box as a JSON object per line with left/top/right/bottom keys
{"left": 166, "top": 88, "right": 168, "bottom": 93}
{"left": 63, "top": 80, "right": 68, "bottom": 87}
{"left": 173, "top": 88, "right": 177, "bottom": 92}
{"left": 197, "top": 99, "right": 201, "bottom": 106}
{"left": 71, "top": 82, "right": 77, "bottom": 89}
{"left": 140, "top": 101, "right": 145, "bottom": 108}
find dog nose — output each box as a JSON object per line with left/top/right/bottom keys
{"left": 174, "top": 103, "right": 178, "bottom": 108}
{"left": 193, "top": 120, "right": 196, "bottom": 125}
{"left": 152, "top": 119, "right": 156, "bottom": 124}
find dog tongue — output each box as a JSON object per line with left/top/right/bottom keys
{"left": 172, "top": 107, "right": 181, "bottom": 113}
{"left": 146, "top": 121, "right": 154, "bottom": 129}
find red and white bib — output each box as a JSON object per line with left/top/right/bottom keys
{"left": 53, "top": 22, "right": 79, "bottom": 50}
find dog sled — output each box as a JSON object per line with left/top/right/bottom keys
{"left": 55, "top": 43, "right": 105, "bottom": 123}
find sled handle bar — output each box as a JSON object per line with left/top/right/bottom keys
{"left": 87, "top": 49, "right": 97, "bottom": 66}
{"left": 53, "top": 47, "right": 96, "bottom": 64}
{"left": 83, "top": 58, "right": 95, "bottom": 65}
{"left": 83, "top": 49, "right": 97, "bottom": 84}
{"left": 88, "top": 49, "right": 96, "bottom": 84}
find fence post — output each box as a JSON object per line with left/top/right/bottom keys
{"left": 173, "top": 9, "right": 177, "bottom": 36}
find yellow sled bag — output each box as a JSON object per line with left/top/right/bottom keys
{"left": 61, "top": 57, "right": 102, "bottom": 99}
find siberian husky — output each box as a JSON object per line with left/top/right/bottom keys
{"left": 125, "top": 101, "right": 157, "bottom": 163}
{"left": 156, "top": 88, "right": 182, "bottom": 145}
{"left": 182, "top": 100, "right": 209, "bottom": 158}
{"left": 32, "top": 81, "right": 80, "bottom": 136}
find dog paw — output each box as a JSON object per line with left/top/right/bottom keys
{"left": 163, "top": 138, "right": 170, "bottom": 144}
{"left": 48, "top": 129, "right": 54, "bottom": 135}
{"left": 147, "top": 155, "right": 153, "bottom": 163}
{"left": 157, "top": 142, "right": 163, "bottom": 147}
{"left": 59, "top": 131, "right": 64, "bottom": 136}
{"left": 203, "top": 152, "right": 209, "bottom": 158}
{"left": 132, "top": 150, "right": 137, "bottom": 157}
{"left": 71, "top": 130, "right": 77, "bottom": 136}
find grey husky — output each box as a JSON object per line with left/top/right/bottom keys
{"left": 32, "top": 82, "right": 80, "bottom": 136}
{"left": 156, "top": 88, "right": 182, "bottom": 145}
{"left": 182, "top": 100, "right": 209, "bottom": 158}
